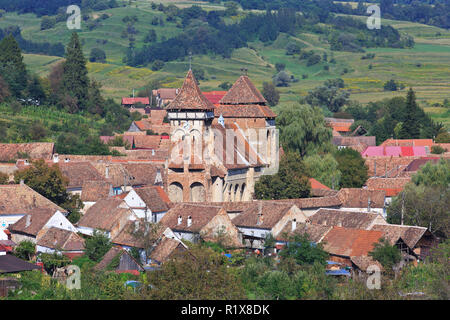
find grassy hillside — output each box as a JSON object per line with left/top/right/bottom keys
{"left": 1, "top": 1, "right": 449, "bottom": 127}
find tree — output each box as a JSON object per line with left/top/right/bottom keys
{"left": 0, "top": 172, "right": 8, "bottom": 184}
{"left": 334, "top": 148, "right": 368, "bottom": 188}
{"left": 435, "top": 131, "right": 450, "bottom": 143}
{"left": 279, "top": 234, "right": 328, "bottom": 266}
{"left": 142, "top": 245, "right": 246, "bottom": 299}
{"left": 383, "top": 79, "right": 398, "bottom": 91}
{"left": 275, "top": 63, "right": 285, "bottom": 72}
{"left": 261, "top": 82, "right": 280, "bottom": 107}
{"left": 13, "top": 159, "right": 80, "bottom": 213}
{"left": 89, "top": 48, "right": 106, "bottom": 63}
{"left": 0, "top": 75, "right": 10, "bottom": 102}
{"left": 0, "top": 34, "right": 28, "bottom": 97}
{"left": 276, "top": 103, "right": 332, "bottom": 158}
{"left": 285, "top": 42, "right": 301, "bottom": 55}
{"left": 40, "top": 16, "right": 56, "bottom": 30}
{"left": 304, "top": 153, "right": 341, "bottom": 189}
{"left": 272, "top": 71, "right": 291, "bottom": 87}
{"left": 151, "top": 60, "right": 165, "bottom": 71}
{"left": 144, "top": 29, "right": 157, "bottom": 43}
{"left": 304, "top": 79, "right": 350, "bottom": 113}
{"left": 61, "top": 32, "right": 90, "bottom": 110}
{"left": 86, "top": 80, "right": 106, "bottom": 116}
{"left": 255, "top": 152, "right": 311, "bottom": 200}
{"left": 369, "top": 238, "right": 401, "bottom": 274}
{"left": 387, "top": 159, "right": 450, "bottom": 239}
{"left": 14, "top": 241, "right": 36, "bottom": 261}
{"left": 84, "top": 230, "right": 112, "bottom": 262}
{"left": 397, "top": 88, "right": 421, "bottom": 139}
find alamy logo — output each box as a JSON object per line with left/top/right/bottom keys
{"left": 67, "top": 5, "right": 81, "bottom": 30}
{"left": 366, "top": 264, "right": 381, "bottom": 289}
{"left": 367, "top": 5, "right": 381, "bottom": 30}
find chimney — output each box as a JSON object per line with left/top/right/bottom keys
{"left": 154, "top": 168, "right": 163, "bottom": 186}
{"left": 52, "top": 153, "right": 59, "bottom": 163}
{"left": 24, "top": 159, "right": 29, "bottom": 166}
{"left": 257, "top": 201, "right": 263, "bottom": 225}
{"left": 291, "top": 218, "right": 297, "bottom": 232}
{"left": 177, "top": 215, "right": 182, "bottom": 225}
{"left": 374, "top": 160, "right": 377, "bottom": 177}
{"left": 105, "top": 164, "right": 110, "bottom": 179}
{"left": 187, "top": 216, "right": 192, "bottom": 227}
{"left": 25, "top": 215, "right": 31, "bottom": 228}
{"left": 64, "top": 157, "right": 70, "bottom": 163}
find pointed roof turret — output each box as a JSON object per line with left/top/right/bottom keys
{"left": 219, "top": 75, "right": 267, "bottom": 105}
{"left": 166, "top": 70, "right": 214, "bottom": 111}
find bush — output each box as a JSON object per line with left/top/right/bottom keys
{"left": 89, "top": 48, "right": 106, "bottom": 63}
{"left": 431, "top": 145, "right": 447, "bottom": 154}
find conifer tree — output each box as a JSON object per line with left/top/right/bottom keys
{"left": 398, "top": 88, "right": 421, "bottom": 139}
{"left": 61, "top": 32, "right": 89, "bottom": 110}
{"left": 0, "top": 34, "right": 27, "bottom": 97}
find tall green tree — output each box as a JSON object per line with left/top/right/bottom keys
{"left": 397, "top": 88, "right": 421, "bottom": 139}
{"left": 61, "top": 32, "right": 89, "bottom": 111}
{"left": 84, "top": 230, "right": 112, "bottom": 262}
{"left": 262, "top": 81, "right": 280, "bottom": 106}
{"left": 255, "top": 152, "right": 311, "bottom": 199}
{"left": 276, "top": 103, "right": 332, "bottom": 158}
{"left": 369, "top": 238, "right": 402, "bottom": 274}
{"left": 0, "top": 34, "right": 28, "bottom": 97}
{"left": 304, "top": 153, "right": 341, "bottom": 189}
{"left": 334, "top": 148, "right": 368, "bottom": 188}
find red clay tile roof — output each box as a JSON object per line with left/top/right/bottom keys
{"left": 276, "top": 223, "right": 332, "bottom": 243}
{"left": 78, "top": 198, "right": 132, "bottom": 232}
{"left": 0, "top": 143, "right": 54, "bottom": 162}
{"left": 149, "top": 236, "right": 185, "bottom": 263}
{"left": 321, "top": 226, "right": 383, "bottom": 257}
{"left": 380, "top": 139, "right": 433, "bottom": 148}
{"left": 270, "top": 195, "right": 342, "bottom": 209}
{"left": 133, "top": 120, "right": 153, "bottom": 131}
{"left": 132, "top": 135, "right": 161, "bottom": 149}
{"left": 0, "top": 184, "right": 65, "bottom": 214}
{"left": 166, "top": 70, "right": 214, "bottom": 111}
{"left": 58, "top": 162, "right": 106, "bottom": 189}
{"left": 369, "top": 224, "right": 429, "bottom": 249}
{"left": 219, "top": 75, "right": 267, "bottom": 105}
{"left": 365, "top": 177, "right": 411, "bottom": 197}
{"left": 122, "top": 163, "right": 165, "bottom": 187}
{"left": 337, "top": 188, "right": 385, "bottom": 208}
{"left": 159, "top": 203, "right": 223, "bottom": 233}
{"left": 134, "top": 186, "right": 169, "bottom": 213}
{"left": 404, "top": 157, "right": 440, "bottom": 172}
{"left": 8, "top": 208, "right": 57, "bottom": 237}
{"left": 122, "top": 97, "right": 150, "bottom": 105}
{"left": 154, "top": 88, "right": 179, "bottom": 100}
{"left": 231, "top": 201, "right": 294, "bottom": 229}
{"left": 203, "top": 91, "right": 227, "bottom": 105}
{"left": 309, "top": 178, "right": 330, "bottom": 190}
{"left": 81, "top": 180, "right": 113, "bottom": 202}
{"left": 214, "top": 104, "right": 276, "bottom": 118}
{"left": 310, "top": 209, "right": 384, "bottom": 230}
{"left": 37, "top": 227, "right": 85, "bottom": 251}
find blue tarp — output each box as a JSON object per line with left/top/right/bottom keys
{"left": 326, "top": 269, "right": 351, "bottom": 276}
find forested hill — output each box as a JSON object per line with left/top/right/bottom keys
{"left": 211, "top": 0, "right": 450, "bottom": 29}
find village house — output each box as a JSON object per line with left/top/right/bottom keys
{"left": 8, "top": 208, "right": 78, "bottom": 246}
{"left": 308, "top": 208, "right": 387, "bottom": 230}
{"left": 365, "top": 177, "right": 412, "bottom": 204}
{"left": 324, "top": 118, "right": 354, "bottom": 136}
{"left": 0, "top": 142, "right": 54, "bottom": 162}
{"left": 121, "top": 97, "right": 150, "bottom": 108}
{"left": 275, "top": 222, "right": 332, "bottom": 251}
{"left": 369, "top": 224, "right": 438, "bottom": 261}
{"left": 231, "top": 201, "right": 307, "bottom": 249}
{"left": 115, "top": 186, "right": 170, "bottom": 222}
{"left": 0, "top": 183, "right": 67, "bottom": 230}
{"left": 112, "top": 221, "right": 186, "bottom": 265}
{"left": 152, "top": 88, "right": 179, "bottom": 107}
{"left": 36, "top": 227, "right": 85, "bottom": 258}
{"left": 77, "top": 198, "right": 137, "bottom": 239}
{"left": 94, "top": 246, "right": 144, "bottom": 275}
{"left": 159, "top": 203, "right": 242, "bottom": 247}
{"left": 81, "top": 180, "right": 114, "bottom": 213}
{"left": 320, "top": 226, "right": 384, "bottom": 275}
{"left": 55, "top": 160, "right": 107, "bottom": 196}
{"left": 337, "top": 188, "right": 386, "bottom": 216}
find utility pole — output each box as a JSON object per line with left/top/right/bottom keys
{"left": 401, "top": 191, "right": 405, "bottom": 225}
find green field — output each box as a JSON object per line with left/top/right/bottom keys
{"left": 1, "top": 1, "right": 449, "bottom": 127}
